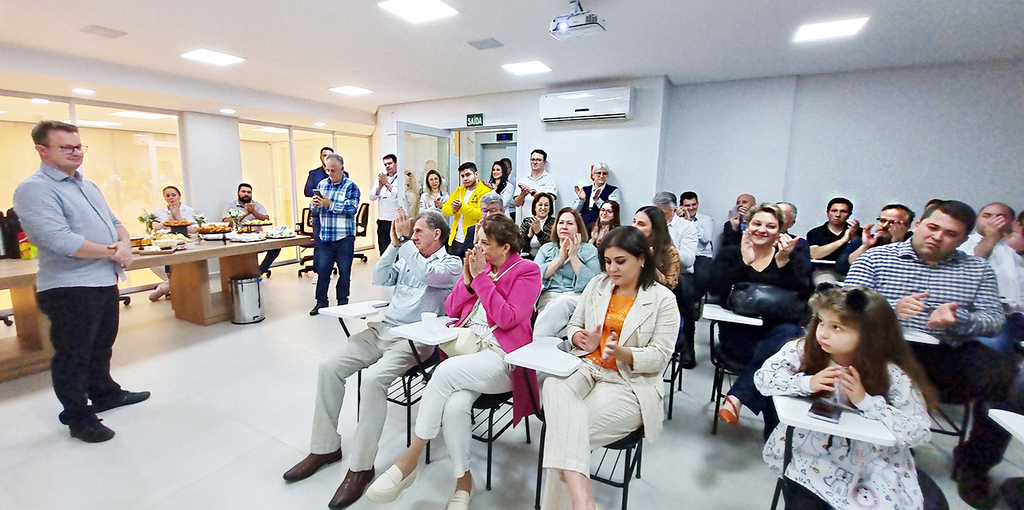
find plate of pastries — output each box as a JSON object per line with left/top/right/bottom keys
{"left": 162, "top": 220, "right": 193, "bottom": 227}
{"left": 242, "top": 219, "right": 273, "bottom": 226}
{"left": 197, "top": 224, "right": 232, "bottom": 234}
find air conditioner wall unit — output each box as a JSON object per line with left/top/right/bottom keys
{"left": 539, "top": 86, "right": 634, "bottom": 123}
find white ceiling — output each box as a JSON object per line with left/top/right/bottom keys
{"left": 0, "top": 0, "right": 1022, "bottom": 116}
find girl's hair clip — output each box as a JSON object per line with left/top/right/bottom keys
{"left": 845, "top": 288, "right": 869, "bottom": 311}
{"left": 815, "top": 281, "right": 840, "bottom": 294}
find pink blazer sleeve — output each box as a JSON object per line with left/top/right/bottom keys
{"left": 445, "top": 273, "right": 477, "bottom": 319}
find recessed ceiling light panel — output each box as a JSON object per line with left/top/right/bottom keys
{"left": 502, "top": 61, "right": 552, "bottom": 75}
{"left": 72, "top": 120, "right": 122, "bottom": 127}
{"left": 30, "top": 98, "right": 50, "bottom": 104}
{"left": 793, "top": 17, "right": 869, "bottom": 42}
{"left": 181, "top": 48, "right": 245, "bottom": 66}
{"left": 313, "top": 122, "right": 327, "bottom": 127}
{"left": 72, "top": 88, "right": 95, "bottom": 95}
{"left": 0, "top": 110, "right": 7, "bottom": 114}
{"left": 330, "top": 86, "right": 373, "bottom": 96}
{"left": 219, "top": 108, "right": 236, "bottom": 114}
{"left": 378, "top": 0, "right": 458, "bottom": 23}
{"left": 108, "top": 110, "right": 173, "bottom": 120}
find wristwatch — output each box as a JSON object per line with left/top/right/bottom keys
{"left": 397, "top": 235, "right": 410, "bottom": 244}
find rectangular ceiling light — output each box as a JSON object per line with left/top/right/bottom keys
{"left": 108, "top": 110, "right": 173, "bottom": 120}
{"left": 330, "top": 85, "right": 373, "bottom": 96}
{"left": 31, "top": 98, "right": 50, "bottom": 104}
{"left": 502, "top": 61, "right": 552, "bottom": 75}
{"left": 72, "top": 120, "right": 122, "bottom": 127}
{"left": 181, "top": 48, "right": 245, "bottom": 66}
{"left": 253, "top": 126, "right": 288, "bottom": 133}
{"left": 793, "top": 17, "right": 869, "bottom": 42}
{"left": 72, "top": 88, "right": 95, "bottom": 95}
{"left": 378, "top": 0, "right": 458, "bottom": 23}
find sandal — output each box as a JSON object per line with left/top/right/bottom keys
{"left": 718, "top": 395, "right": 741, "bottom": 425}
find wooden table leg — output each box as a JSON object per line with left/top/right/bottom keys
{"left": 169, "top": 260, "right": 229, "bottom": 326}
{"left": 0, "top": 285, "right": 53, "bottom": 382}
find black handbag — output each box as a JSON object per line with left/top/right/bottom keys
{"left": 726, "top": 282, "right": 806, "bottom": 323}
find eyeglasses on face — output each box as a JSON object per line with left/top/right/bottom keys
{"left": 43, "top": 144, "right": 88, "bottom": 154}
{"left": 530, "top": 158, "right": 544, "bottom": 162}
{"left": 875, "top": 217, "right": 906, "bottom": 226}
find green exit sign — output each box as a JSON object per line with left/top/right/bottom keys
{"left": 467, "top": 113, "right": 484, "bottom": 127}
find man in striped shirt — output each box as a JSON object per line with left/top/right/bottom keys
{"left": 845, "top": 200, "right": 1016, "bottom": 509}
{"left": 309, "top": 153, "right": 361, "bottom": 315}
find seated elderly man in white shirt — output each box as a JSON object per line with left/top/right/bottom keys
{"left": 282, "top": 209, "right": 461, "bottom": 509}
{"left": 959, "top": 202, "right": 1024, "bottom": 353}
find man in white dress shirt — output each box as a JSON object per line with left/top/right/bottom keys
{"left": 513, "top": 149, "right": 558, "bottom": 218}
{"left": 370, "top": 154, "right": 400, "bottom": 254}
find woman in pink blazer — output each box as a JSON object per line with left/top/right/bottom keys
{"left": 367, "top": 214, "right": 541, "bottom": 510}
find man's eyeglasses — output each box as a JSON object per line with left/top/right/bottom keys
{"left": 876, "top": 218, "right": 906, "bottom": 226}
{"left": 44, "top": 144, "right": 88, "bottom": 155}
{"left": 530, "top": 158, "right": 544, "bottom": 162}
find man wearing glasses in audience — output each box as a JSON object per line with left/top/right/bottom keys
{"left": 835, "top": 203, "right": 915, "bottom": 276}
{"left": 513, "top": 149, "right": 558, "bottom": 217}
{"left": 13, "top": 120, "right": 150, "bottom": 443}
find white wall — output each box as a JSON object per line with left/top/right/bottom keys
{"left": 662, "top": 77, "right": 797, "bottom": 237}
{"left": 662, "top": 61, "right": 1024, "bottom": 239}
{"left": 376, "top": 76, "right": 671, "bottom": 218}
{"left": 178, "top": 112, "right": 243, "bottom": 219}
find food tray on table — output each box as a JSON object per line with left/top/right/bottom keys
{"left": 265, "top": 225, "right": 295, "bottom": 239}
{"left": 227, "top": 232, "right": 267, "bottom": 243}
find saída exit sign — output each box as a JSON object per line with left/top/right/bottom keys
{"left": 466, "top": 113, "right": 484, "bottom": 127}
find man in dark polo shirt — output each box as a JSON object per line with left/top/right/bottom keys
{"left": 13, "top": 120, "right": 150, "bottom": 443}
{"left": 807, "top": 197, "right": 857, "bottom": 261}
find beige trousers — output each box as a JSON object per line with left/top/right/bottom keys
{"left": 310, "top": 322, "right": 434, "bottom": 471}
{"left": 540, "top": 361, "right": 643, "bottom": 510}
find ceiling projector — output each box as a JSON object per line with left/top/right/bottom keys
{"left": 550, "top": 0, "right": 605, "bottom": 40}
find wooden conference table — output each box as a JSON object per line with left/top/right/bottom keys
{"left": 0, "top": 236, "right": 309, "bottom": 382}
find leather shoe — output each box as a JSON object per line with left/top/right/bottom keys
{"left": 328, "top": 468, "right": 375, "bottom": 508}
{"left": 958, "top": 477, "right": 995, "bottom": 510}
{"left": 283, "top": 450, "right": 342, "bottom": 482}
{"left": 365, "top": 465, "right": 416, "bottom": 504}
{"left": 93, "top": 390, "right": 151, "bottom": 413}
{"left": 310, "top": 305, "right": 322, "bottom": 316}
{"left": 69, "top": 418, "right": 115, "bottom": 443}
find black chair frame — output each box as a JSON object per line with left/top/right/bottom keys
{"left": 709, "top": 320, "right": 746, "bottom": 434}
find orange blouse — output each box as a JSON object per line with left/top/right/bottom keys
{"left": 585, "top": 293, "right": 636, "bottom": 371}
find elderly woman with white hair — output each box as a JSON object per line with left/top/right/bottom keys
{"left": 572, "top": 162, "right": 621, "bottom": 230}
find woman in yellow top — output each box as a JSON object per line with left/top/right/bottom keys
{"left": 442, "top": 162, "right": 492, "bottom": 254}
{"left": 539, "top": 226, "right": 678, "bottom": 510}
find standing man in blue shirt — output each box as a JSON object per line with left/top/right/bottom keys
{"left": 13, "top": 121, "right": 150, "bottom": 443}
{"left": 310, "top": 153, "right": 361, "bottom": 315}
{"left": 304, "top": 146, "right": 333, "bottom": 284}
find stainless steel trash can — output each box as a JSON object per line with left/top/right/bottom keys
{"left": 230, "top": 276, "right": 265, "bottom": 324}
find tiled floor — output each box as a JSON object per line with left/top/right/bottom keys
{"left": 0, "top": 254, "right": 1017, "bottom": 509}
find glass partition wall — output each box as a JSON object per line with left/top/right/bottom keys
{"left": 0, "top": 93, "right": 372, "bottom": 309}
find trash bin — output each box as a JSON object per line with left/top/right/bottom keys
{"left": 230, "top": 276, "right": 265, "bottom": 324}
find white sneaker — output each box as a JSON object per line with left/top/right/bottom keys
{"left": 311, "top": 274, "right": 319, "bottom": 285}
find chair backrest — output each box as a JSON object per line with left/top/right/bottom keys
{"left": 355, "top": 203, "right": 369, "bottom": 237}
{"left": 297, "top": 208, "right": 314, "bottom": 235}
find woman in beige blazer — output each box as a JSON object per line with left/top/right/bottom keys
{"left": 540, "top": 226, "right": 678, "bottom": 510}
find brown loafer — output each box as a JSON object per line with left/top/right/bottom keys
{"left": 329, "top": 468, "right": 376, "bottom": 509}
{"left": 283, "top": 450, "right": 342, "bottom": 482}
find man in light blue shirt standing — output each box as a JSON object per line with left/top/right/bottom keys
{"left": 13, "top": 121, "right": 150, "bottom": 443}
{"left": 283, "top": 209, "right": 461, "bottom": 509}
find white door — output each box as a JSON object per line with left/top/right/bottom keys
{"left": 396, "top": 122, "right": 456, "bottom": 216}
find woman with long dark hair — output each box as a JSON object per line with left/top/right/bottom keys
{"left": 589, "top": 200, "right": 620, "bottom": 247}
{"left": 487, "top": 160, "right": 516, "bottom": 219}
{"left": 631, "top": 206, "right": 680, "bottom": 290}
{"left": 539, "top": 226, "right": 678, "bottom": 510}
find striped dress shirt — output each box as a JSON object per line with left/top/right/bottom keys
{"left": 844, "top": 240, "right": 1004, "bottom": 346}
{"left": 312, "top": 176, "right": 360, "bottom": 242}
